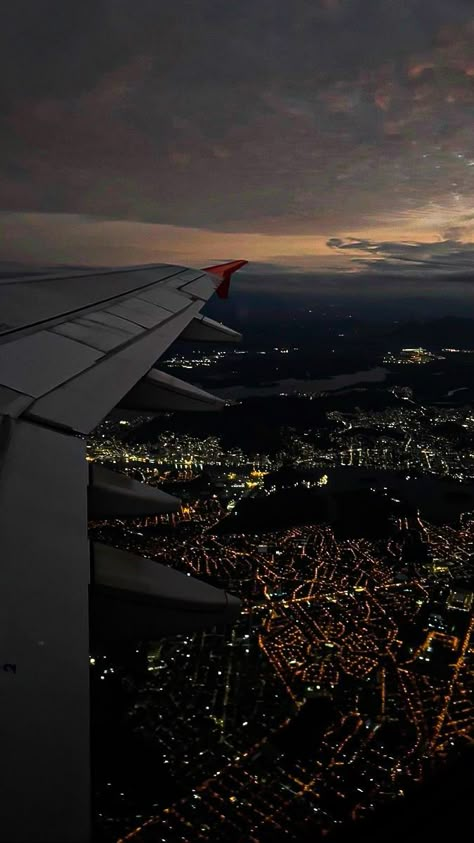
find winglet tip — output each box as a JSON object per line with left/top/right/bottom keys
{"left": 202, "top": 259, "right": 248, "bottom": 299}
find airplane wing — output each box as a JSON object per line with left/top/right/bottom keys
{"left": 0, "top": 260, "right": 246, "bottom": 843}
{"left": 0, "top": 260, "right": 246, "bottom": 432}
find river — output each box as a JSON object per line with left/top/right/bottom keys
{"left": 213, "top": 366, "right": 389, "bottom": 399}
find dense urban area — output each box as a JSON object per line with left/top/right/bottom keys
{"left": 89, "top": 331, "right": 474, "bottom": 843}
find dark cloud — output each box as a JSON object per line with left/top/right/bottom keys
{"left": 2, "top": 1, "right": 474, "bottom": 269}
{"left": 327, "top": 235, "right": 474, "bottom": 276}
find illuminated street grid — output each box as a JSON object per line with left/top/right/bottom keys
{"left": 85, "top": 393, "right": 474, "bottom": 841}
{"left": 105, "top": 509, "right": 474, "bottom": 843}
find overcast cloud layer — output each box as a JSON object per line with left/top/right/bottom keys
{"left": 3, "top": 1, "right": 474, "bottom": 278}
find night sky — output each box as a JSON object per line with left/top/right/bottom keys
{"left": 3, "top": 1, "right": 474, "bottom": 292}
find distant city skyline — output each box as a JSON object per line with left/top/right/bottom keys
{"left": 3, "top": 2, "right": 474, "bottom": 284}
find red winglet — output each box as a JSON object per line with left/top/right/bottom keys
{"left": 202, "top": 259, "right": 248, "bottom": 299}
